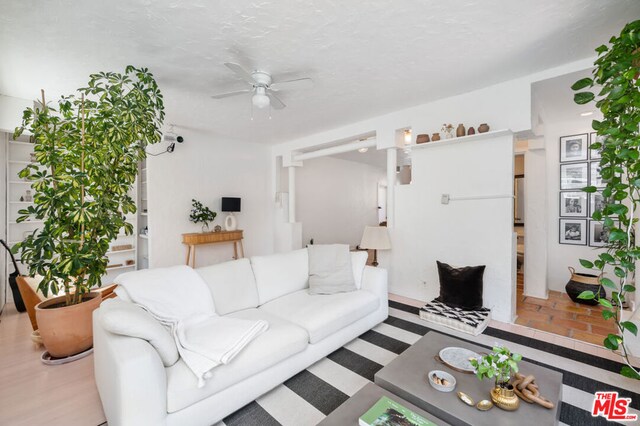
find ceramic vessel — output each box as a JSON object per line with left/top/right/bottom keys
{"left": 416, "top": 134, "right": 430, "bottom": 144}
{"left": 36, "top": 292, "right": 101, "bottom": 358}
{"left": 456, "top": 124, "right": 466, "bottom": 137}
{"left": 467, "top": 127, "right": 476, "bottom": 135}
{"left": 431, "top": 133, "right": 441, "bottom": 141}
{"left": 565, "top": 267, "right": 605, "bottom": 305}
{"left": 478, "top": 123, "right": 490, "bottom": 133}
{"left": 490, "top": 384, "right": 520, "bottom": 411}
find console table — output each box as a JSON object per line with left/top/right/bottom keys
{"left": 182, "top": 230, "right": 244, "bottom": 267}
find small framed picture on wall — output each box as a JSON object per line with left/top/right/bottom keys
{"left": 589, "top": 191, "right": 606, "bottom": 217}
{"left": 590, "top": 162, "right": 606, "bottom": 188}
{"left": 560, "top": 134, "right": 588, "bottom": 162}
{"left": 560, "top": 163, "right": 588, "bottom": 190}
{"left": 589, "top": 132, "right": 604, "bottom": 160}
{"left": 559, "top": 219, "right": 587, "bottom": 245}
{"left": 589, "top": 220, "right": 619, "bottom": 247}
{"left": 559, "top": 191, "right": 587, "bottom": 217}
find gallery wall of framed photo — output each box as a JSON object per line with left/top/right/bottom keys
{"left": 558, "top": 131, "right": 610, "bottom": 247}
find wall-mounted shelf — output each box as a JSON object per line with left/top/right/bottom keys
{"left": 411, "top": 129, "right": 512, "bottom": 150}
{"left": 105, "top": 264, "right": 136, "bottom": 272}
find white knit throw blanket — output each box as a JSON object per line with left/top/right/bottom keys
{"left": 116, "top": 265, "right": 268, "bottom": 387}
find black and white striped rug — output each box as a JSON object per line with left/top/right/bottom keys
{"left": 217, "top": 301, "right": 639, "bottom": 426}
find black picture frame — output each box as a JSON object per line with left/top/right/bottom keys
{"left": 589, "top": 132, "right": 604, "bottom": 160}
{"left": 559, "top": 218, "right": 587, "bottom": 245}
{"left": 589, "top": 191, "right": 606, "bottom": 218}
{"left": 559, "top": 191, "right": 587, "bottom": 217}
{"left": 589, "top": 220, "right": 620, "bottom": 247}
{"left": 560, "top": 162, "right": 588, "bottom": 190}
{"left": 560, "top": 133, "right": 588, "bottom": 163}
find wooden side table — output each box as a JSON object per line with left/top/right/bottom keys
{"left": 182, "top": 230, "right": 244, "bottom": 268}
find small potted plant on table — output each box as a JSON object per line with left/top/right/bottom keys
{"left": 469, "top": 345, "right": 522, "bottom": 411}
{"left": 189, "top": 199, "right": 217, "bottom": 233}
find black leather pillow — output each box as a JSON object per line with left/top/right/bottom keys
{"left": 436, "top": 261, "right": 485, "bottom": 310}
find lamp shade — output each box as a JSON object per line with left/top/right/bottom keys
{"left": 360, "top": 226, "right": 391, "bottom": 250}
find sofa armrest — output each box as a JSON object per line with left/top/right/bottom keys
{"left": 361, "top": 266, "right": 388, "bottom": 312}
{"left": 93, "top": 309, "right": 168, "bottom": 426}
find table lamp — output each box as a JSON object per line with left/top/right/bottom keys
{"left": 359, "top": 226, "right": 391, "bottom": 267}
{"left": 221, "top": 197, "right": 241, "bottom": 231}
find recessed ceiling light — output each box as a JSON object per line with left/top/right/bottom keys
{"left": 358, "top": 147, "right": 369, "bottom": 153}
{"left": 580, "top": 111, "right": 594, "bottom": 117}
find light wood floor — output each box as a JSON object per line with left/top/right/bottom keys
{"left": 1, "top": 294, "right": 637, "bottom": 425}
{"left": 0, "top": 303, "right": 106, "bottom": 426}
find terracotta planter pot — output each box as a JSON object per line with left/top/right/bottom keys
{"left": 36, "top": 292, "right": 102, "bottom": 358}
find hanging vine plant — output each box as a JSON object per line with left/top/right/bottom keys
{"left": 571, "top": 19, "right": 640, "bottom": 380}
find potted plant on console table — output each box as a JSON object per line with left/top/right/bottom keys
{"left": 13, "top": 66, "right": 164, "bottom": 359}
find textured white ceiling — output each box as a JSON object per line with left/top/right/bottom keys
{"left": 0, "top": 0, "right": 638, "bottom": 144}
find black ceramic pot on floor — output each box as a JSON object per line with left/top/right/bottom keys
{"left": 565, "top": 267, "right": 606, "bottom": 306}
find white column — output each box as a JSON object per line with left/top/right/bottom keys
{"left": 386, "top": 148, "right": 397, "bottom": 227}
{"left": 288, "top": 166, "right": 296, "bottom": 223}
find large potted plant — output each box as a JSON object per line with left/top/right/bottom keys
{"left": 13, "top": 66, "right": 164, "bottom": 358}
{"left": 571, "top": 19, "right": 639, "bottom": 380}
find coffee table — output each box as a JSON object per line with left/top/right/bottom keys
{"left": 318, "top": 383, "right": 450, "bottom": 426}
{"left": 374, "top": 332, "right": 563, "bottom": 426}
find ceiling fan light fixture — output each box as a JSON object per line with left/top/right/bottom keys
{"left": 252, "top": 87, "right": 270, "bottom": 109}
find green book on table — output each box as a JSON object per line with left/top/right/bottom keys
{"left": 358, "top": 396, "right": 438, "bottom": 426}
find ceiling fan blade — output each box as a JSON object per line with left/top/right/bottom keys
{"left": 211, "top": 89, "right": 252, "bottom": 99}
{"left": 269, "top": 78, "right": 314, "bottom": 92}
{"left": 267, "top": 92, "right": 286, "bottom": 110}
{"left": 224, "top": 62, "right": 255, "bottom": 84}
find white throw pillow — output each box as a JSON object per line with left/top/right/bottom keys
{"left": 196, "top": 258, "right": 260, "bottom": 315}
{"left": 100, "top": 298, "right": 179, "bottom": 367}
{"left": 251, "top": 248, "right": 309, "bottom": 305}
{"left": 308, "top": 244, "right": 356, "bottom": 294}
{"left": 351, "top": 251, "right": 368, "bottom": 289}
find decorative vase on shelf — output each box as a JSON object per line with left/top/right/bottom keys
{"left": 478, "top": 123, "right": 490, "bottom": 133}
{"left": 456, "top": 124, "right": 466, "bottom": 137}
{"left": 416, "top": 134, "right": 430, "bottom": 144}
{"left": 431, "top": 133, "right": 441, "bottom": 141}
{"left": 201, "top": 223, "right": 210, "bottom": 233}
{"left": 442, "top": 124, "right": 454, "bottom": 139}
{"left": 467, "top": 127, "right": 476, "bottom": 135}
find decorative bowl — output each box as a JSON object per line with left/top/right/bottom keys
{"left": 427, "top": 370, "right": 456, "bottom": 392}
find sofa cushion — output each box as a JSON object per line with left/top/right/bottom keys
{"left": 251, "top": 248, "right": 309, "bottom": 305}
{"left": 351, "top": 251, "right": 368, "bottom": 289}
{"left": 195, "top": 258, "right": 259, "bottom": 315}
{"left": 165, "top": 309, "right": 308, "bottom": 413}
{"left": 308, "top": 244, "right": 356, "bottom": 295}
{"left": 259, "top": 289, "right": 379, "bottom": 344}
{"left": 99, "top": 298, "right": 179, "bottom": 367}
{"left": 436, "top": 260, "right": 486, "bottom": 310}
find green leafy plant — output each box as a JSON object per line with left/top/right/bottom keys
{"left": 571, "top": 19, "right": 640, "bottom": 380}
{"left": 13, "top": 66, "right": 164, "bottom": 306}
{"left": 469, "top": 345, "right": 522, "bottom": 386}
{"left": 189, "top": 199, "right": 217, "bottom": 230}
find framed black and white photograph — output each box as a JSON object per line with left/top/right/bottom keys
{"left": 560, "top": 162, "right": 588, "bottom": 190}
{"left": 560, "top": 134, "right": 588, "bottom": 162}
{"left": 590, "top": 162, "right": 606, "bottom": 188}
{"left": 589, "top": 191, "right": 606, "bottom": 217}
{"left": 559, "top": 219, "right": 587, "bottom": 245}
{"left": 559, "top": 191, "right": 587, "bottom": 217}
{"left": 589, "top": 220, "right": 619, "bottom": 247}
{"left": 589, "top": 132, "right": 604, "bottom": 160}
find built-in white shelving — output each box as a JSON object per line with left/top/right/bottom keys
{"left": 137, "top": 160, "right": 149, "bottom": 269}
{"left": 3, "top": 131, "right": 144, "bottom": 296}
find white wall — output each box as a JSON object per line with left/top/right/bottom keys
{"left": 147, "top": 129, "right": 273, "bottom": 268}
{"left": 385, "top": 131, "right": 515, "bottom": 322}
{"left": 296, "top": 156, "right": 385, "bottom": 247}
{"left": 0, "top": 95, "right": 31, "bottom": 132}
{"left": 545, "top": 119, "right": 606, "bottom": 292}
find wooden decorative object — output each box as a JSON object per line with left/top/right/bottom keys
{"left": 512, "top": 372, "right": 555, "bottom": 409}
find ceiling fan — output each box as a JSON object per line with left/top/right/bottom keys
{"left": 211, "top": 63, "right": 313, "bottom": 110}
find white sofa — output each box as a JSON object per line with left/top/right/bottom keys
{"left": 93, "top": 248, "right": 388, "bottom": 426}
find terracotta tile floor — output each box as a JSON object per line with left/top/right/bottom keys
{"left": 515, "top": 274, "right": 617, "bottom": 346}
